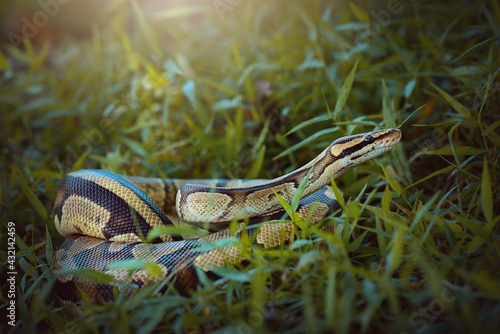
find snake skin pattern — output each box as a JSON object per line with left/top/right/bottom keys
{"left": 53, "top": 128, "right": 401, "bottom": 309}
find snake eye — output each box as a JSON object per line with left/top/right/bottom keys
{"left": 364, "top": 135, "right": 375, "bottom": 143}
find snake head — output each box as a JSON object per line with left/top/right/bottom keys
{"left": 328, "top": 128, "right": 401, "bottom": 170}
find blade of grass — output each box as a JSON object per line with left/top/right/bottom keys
{"left": 481, "top": 160, "right": 493, "bottom": 223}
{"left": 429, "top": 82, "right": 471, "bottom": 118}
{"left": 333, "top": 60, "right": 358, "bottom": 119}
{"left": 382, "top": 80, "right": 396, "bottom": 128}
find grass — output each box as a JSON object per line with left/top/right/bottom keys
{"left": 1, "top": 0, "right": 499, "bottom": 333}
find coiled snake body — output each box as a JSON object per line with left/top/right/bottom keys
{"left": 53, "top": 129, "right": 401, "bottom": 307}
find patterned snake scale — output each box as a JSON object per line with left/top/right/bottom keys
{"left": 53, "top": 129, "right": 401, "bottom": 309}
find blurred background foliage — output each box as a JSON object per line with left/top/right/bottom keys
{"left": 0, "top": 0, "right": 499, "bottom": 333}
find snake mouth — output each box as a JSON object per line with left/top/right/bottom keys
{"left": 368, "top": 128, "right": 402, "bottom": 158}
{"left": 379, "top": 128, "right": 402, "bottom": 150}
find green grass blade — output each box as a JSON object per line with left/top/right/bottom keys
{"left": 449, "top": 34, "right": 500, "bottom": 64}
{"left": 18, "top": 173, "right": 48, "bottom": 220}
{"left": 381, "top": 165, "right": 402, "bottom": 195}
{"left": 274, "top": 127, "right": 339, "bottom": 160}
{"left": 285, "top": 114, "right": 331, "bottom": 136}
{"left": 429, "top": 82, "right": 471, "bottom": 118}
{"left": 419, "top": 146, "right": 488, "bottom": 155}
{"left": 481, "top": 160, "right": 493, "bottom": 223}
{"left": 333, "top": 60, "right": 358, "bottom": 119}
{"left": 382, "top": 80, "right": 396, "bottom": 128}
{"left": 245, "top": 146, "right": 266, "bottom": 179}
{"left": 404, "top": 166, "right": 454, "bottom": 190}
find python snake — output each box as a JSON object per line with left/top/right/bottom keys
{"left": 53, "top": 128, "right": 401, "bottom": 308}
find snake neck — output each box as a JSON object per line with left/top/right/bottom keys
{"left": 279, "top": 128, "right": 402, "bottom": 196}
{"left": 177, "top": 128, "right": 401, "bottom": 223}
